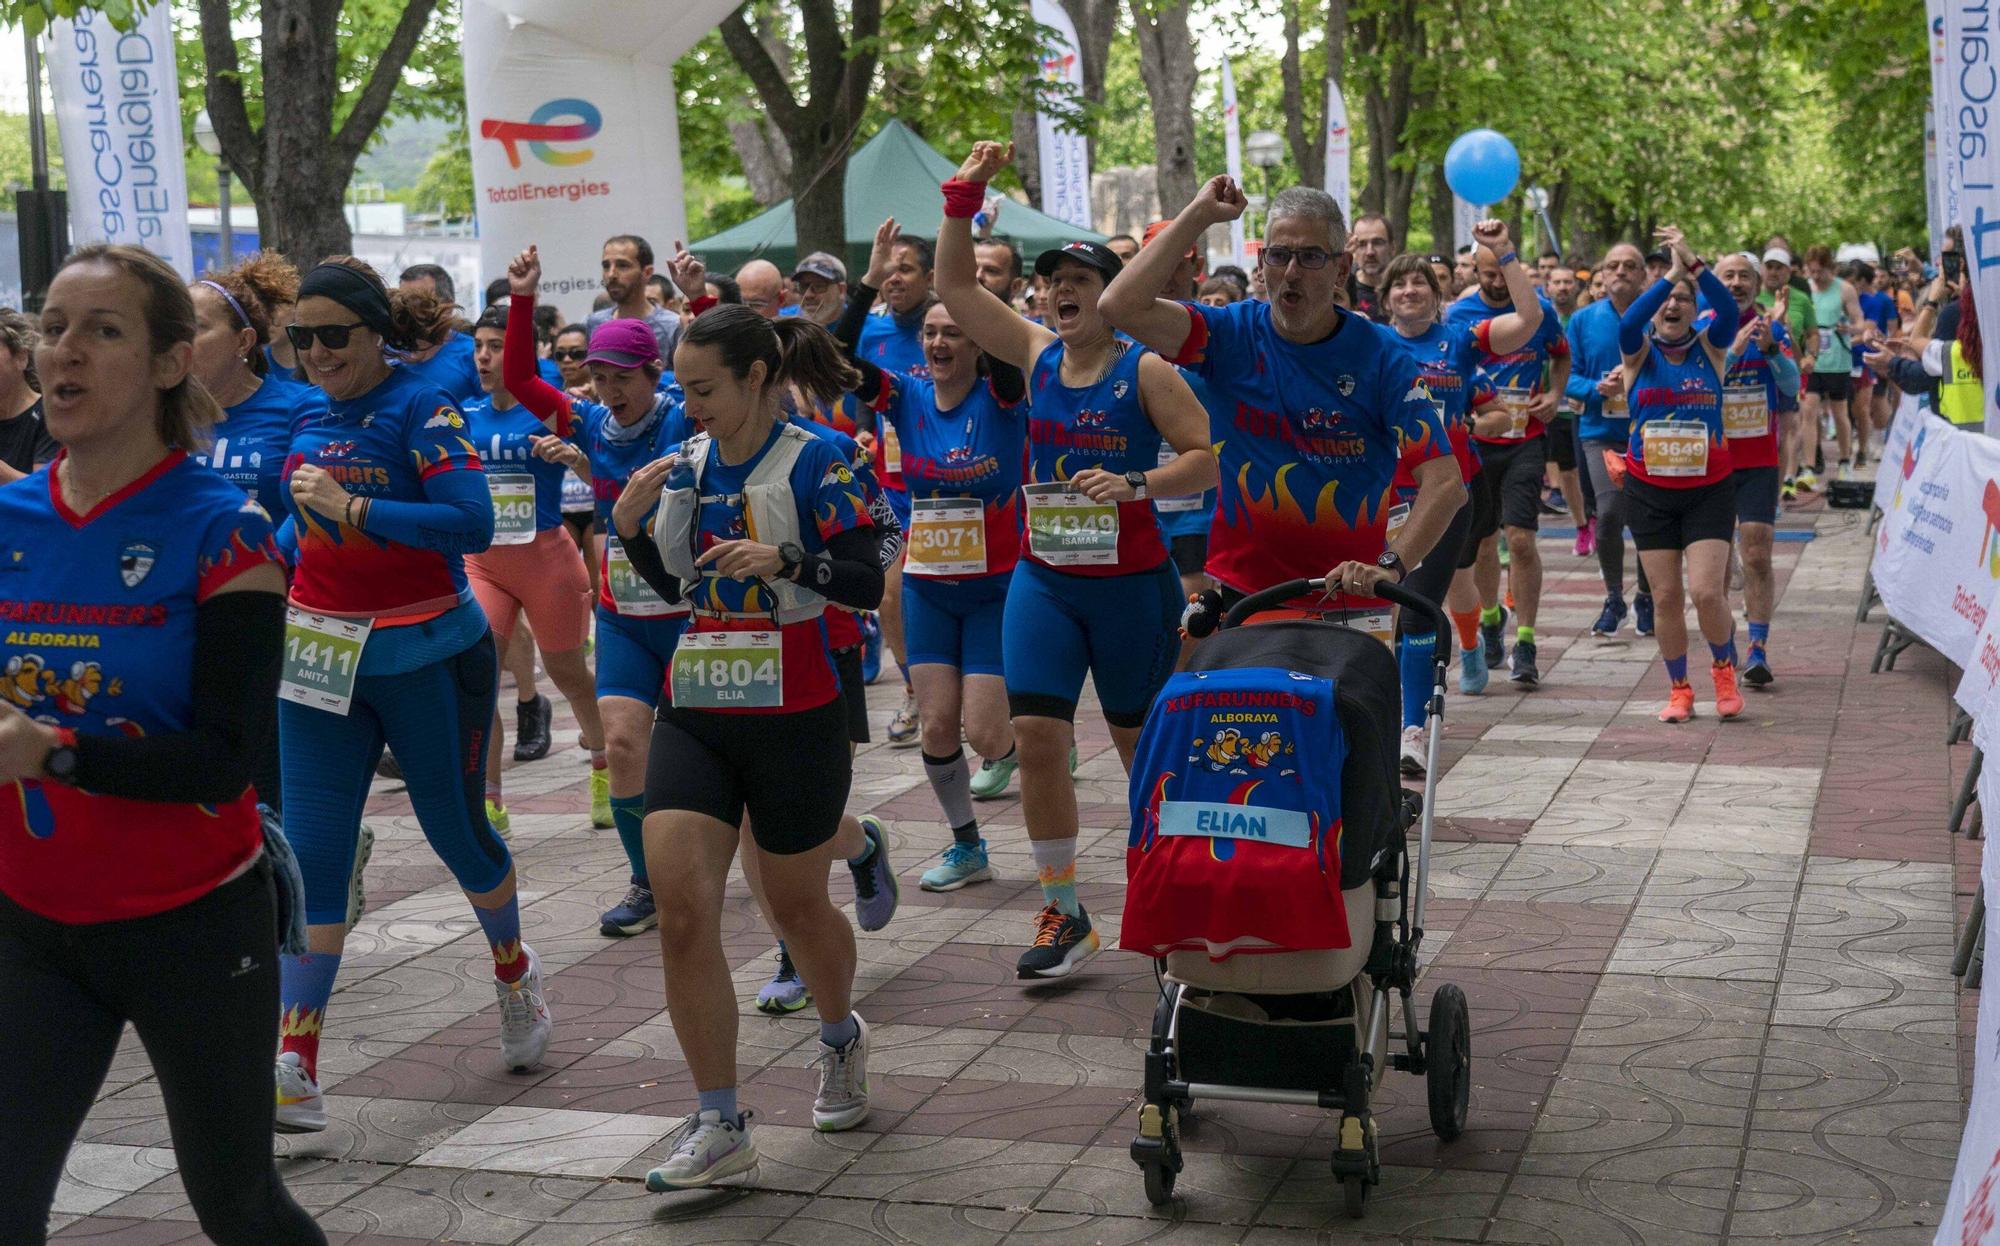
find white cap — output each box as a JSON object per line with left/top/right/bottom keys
{"left": 1760, "top": 247, "right": 1792, "bottom": 267}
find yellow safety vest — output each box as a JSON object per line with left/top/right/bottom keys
{"left": 1938, "top": 339, "right": 1986, "bottom": 427}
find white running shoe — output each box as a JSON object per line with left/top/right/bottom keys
{"left": 274, "top": 1051, "right": 327, "bottom": 1133}
{"left": 813, "top": 1014, "right": 871, "bottom": 1131}
{"left": 645, "top": 1109, "right": 759, "bottom": 1191}
{"left": 497, "top": 945, "right": 553, "bottom": 1072}
{"left": 1398, "top": 725, "right": 1427, "bottom": 778}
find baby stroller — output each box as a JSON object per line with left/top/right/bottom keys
{"left": 1122, "top": 578, "right": 1469, "bottom": 1218}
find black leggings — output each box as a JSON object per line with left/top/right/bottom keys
{"left": 0, "top": 859, "right": 324, "bottom": 1246}
{"left": 1582, "top": 438, "right": 1652, "bottom": 597}
{"left": 1398, "top": 495, "right": 1474, "bottom": 637}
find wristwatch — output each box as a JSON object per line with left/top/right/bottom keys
{"left": 1124, "top": 470, "right": 1150, "bottom": 500}
{"left": 43, "top": 727, "right": 79, "bottom": 785}
{"left": 1375, "top": 550, "right": 1408, "bottom": 583}
{"left": 777, "top": 541, "right": 805, "bottom": 580}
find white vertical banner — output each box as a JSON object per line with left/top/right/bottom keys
{"left": 1925, "top": 97, "right": 1942, "bottom": 257}
{"left": 1938, "top": 710, "right": 2000, "bottom": 1242}
{"left": 1453, "top": 195, "right": 1482, "bottom": 252}
{"left": 1928, "top": 0, "right": 1956, "bottom": 257}
{"left": 43, "top": 5, "right": 193, "bottom": 276}
{"left": 1939, "top": 0, "right": 2000, "bottom": 437}
{"left": 1322, "top": 78, "right": 1351, "bottom": 225}
{"left": 1221, "top": 57, "right": 1246, "bottom": 264}
{"left": 1030, "top": 0, "right": 1092, "bottom": 231}
{"left": 461, "top": 0, "right": 735, "bottom": 320}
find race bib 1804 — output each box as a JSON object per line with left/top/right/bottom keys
{"left": 670, "top": 629, "right": 782, "bottom": 709}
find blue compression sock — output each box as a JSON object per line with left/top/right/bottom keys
{"left": 697, "top": 1086, "right": 739, "bottom": 1124}
{"left": 1709, "top": 640, "right": 1733, "bottom": 666}
{"left": 1398, "top": 631, "right": 1435, "bottom": 730}
{"left": 474, "top": 896, "right": 528, "bottom": 983}
{"left": 1748, "top": 621, "right": 1769, "bottom": 647}
{"left": 820, "top": 1014, "right": 860, "bottom": 1049}
{"left": 1664, "top": 654, "right": 1688, "bottom": 683}
{"left": 278, "top": 951, "right": 342, "bottom": 1081}
{"left": 610, "top": 794, "right": 647, "bottom": 882}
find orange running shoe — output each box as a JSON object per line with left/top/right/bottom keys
{"left": 1712, "top": 661, "right": 1744, "bottom": 719}
{"left": 1658, "top": 681, "right": 1696, "bottom": 724}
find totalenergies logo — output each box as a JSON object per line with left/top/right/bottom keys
{"left": 1981, "top": 479, "right": 2000, "bottom": 578}
{"left": 480, "top": 98, "right": 602, "bottom": 169}
{"left": 1040, "top": 51, "right": 1075, "bottom": 82}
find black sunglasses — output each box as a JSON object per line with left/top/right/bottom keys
{"left": 553, "top": 347, "right": 589, "bottom": 362}
{"left": 1261, "top": 246, "right": 1333, "bottom": 270}
{"left": 286, "top": 321, "right": 369, "bottom": 351}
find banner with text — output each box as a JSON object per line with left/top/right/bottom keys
{"left": 44, "top": 5, "right": 192, "bottom": 276}
{"left": 1030, "top": 0, "right": 1092, "bottom": 231}
{"left": 1940, "top": 0, "right": 2000, "bottom": 435}
{"left": 1222, "top": 58, "right": 1246, "bottom": 265}
{"left": 1870, "top": 415, "right": 2000, "bottom": 667}
{"left": 1323, "top": 78, "right": 1351, "bottom": 225}
{"left": 1875, "top": 391, "right": 1929, "bottom": 516}
{"left": 1928, "top": 0, "right": 1954, "bottom": 256}
{"left": 461, "top": 0, "right": 735, "bottom": 320}
{"left": 1935, "top": 712, "right": 2000, "bottom": 1243}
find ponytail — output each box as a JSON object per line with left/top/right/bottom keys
{"left": 680, "top": 304, "right": 860, "bottom": 409}
{"left": 773, "top": 317, "right": 861, "bottom": 409}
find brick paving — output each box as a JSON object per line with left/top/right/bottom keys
{"left": 48, "top": 496, "right": 1974, "bottom": 1244}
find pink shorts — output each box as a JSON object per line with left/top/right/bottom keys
{"left": 467, "top": 525, "right": 593, "bottom": 653}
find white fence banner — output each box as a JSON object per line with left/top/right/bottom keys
{"left": 1029, "top": 0, "right": 1092, "bottom": 231}
{"left": 44, "top": 4, "right": 193, "bottom": 276}
{"left": 1221, "top": 57, "right": 1245, "bottom": 265}
{"left": 1323, "top": 78, "right": 1351, "bottom": 225}
{"left": 1937, "top": 728, "right": 2000, "bottom": 1242}
{"left": 1870, "top": 416, "right": 2000, "bottom": 667}
{"left": 461, "top": 0, "right": 735, "bottom": 320}
{"left": 1874, "top": 391, "right": 1929, "bottom": 516}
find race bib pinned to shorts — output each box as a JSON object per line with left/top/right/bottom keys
{"left": 1721, "top": 386, "right": 1768, "bottom": 440}
{"left": 1641, "top": 420, "right": 1711, "bottom": 477}
{"left": 1154, "top": 442, "right": 1203, "bottom": 514}
{"left": 671, "top": 629, "right": 783, "bottom": 709}
{"left": 1497, "top": 386, "right": 1534, "bottom": 438}
{"left": 488, "top": 472, "right": 538, "bottom": 546}
{"left": 606, "top": 538, "right": 677, "bottom": 617}
{"left": 1022, "top": 482, "right": 1119, "bottom": 566}
{"left": 905, "top": 496, "right": 987, "bottom": 577}
{"left": 280, "top": 608, "right": 372, "bottom": 715}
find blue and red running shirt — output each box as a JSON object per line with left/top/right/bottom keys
{"left": 1696, "top": 309, "right": 1792, "bottom": 473}
{"left": 1444, "top": 290, "right": 1569, "bottom": 444}
{"left": 854, "top": 311, "right": 930, "bottom": 497}
{"left": 680, "top": 423, "right": 873, "bottom": 713}
{"left": 1122, "top": 666, "right": 1352, "bottom": 960}
{"left": 1025, "top": 338, "right": 1168, "bottom": 577}
{"left": 284, "top": 367, "right": 484, "bottom": 620}
{"left": 1170, "top": 300, "right": 1451, "bottom": 598}
{"left": 867, "top": 371, "right": 1027, "bottom": 579}
{"left": 789, "top": 413, "right": 887, "bottom": 652}
{"left": 1386, "top": 322, "right": 1492, "bottom": 489}
{"left": 1625, "top": 339, "right": 1732, "bottom": 488}
{"left": 196, "top": 372, "right": 326, "bottom": 519}
{"left": 0, "top": 451, "right": 282, "bottom": 922}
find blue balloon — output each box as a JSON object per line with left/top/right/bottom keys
{"left": 1443, "top": 129, "right": 1521, "bottom": 208}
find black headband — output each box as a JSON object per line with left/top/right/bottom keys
{"left": 298, "top": 263, "right": 400, "bottom": 346}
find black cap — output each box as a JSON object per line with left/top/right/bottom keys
{"left": 1034, "top": 240, "right": 1123, "bottom": 282}
{"left": 1645, "top": 248, "right": 1671, "bottom": 266}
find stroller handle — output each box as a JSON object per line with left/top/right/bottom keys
{"left": 1222, "top": 577, "right": 1451, "bottom": 655}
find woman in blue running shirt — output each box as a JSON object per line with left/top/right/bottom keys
{"left": 937, "top": 141, "right": 1217, "bottom": 981}
{"left": 834, "top": 219, "right": 1027, "bottom": 898}
{"left": 272, "top": 258, "right": 551, "bottom": 1134}
{"left": 1380, "top": 221, "right": 1543, "bottom": 774}
{"left": 500, "top": 248, "right": 690, "bottom": 941}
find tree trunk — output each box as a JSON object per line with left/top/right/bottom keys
{"left": 1357, "top": 0, "right": 1421, "bottom": 249}
{"left": 1060, "top": 0, "right": 1119, "bottom": 163}
{"left": 720, "top": 0, "right": 882, "bottom": 263}
{"left": 1130, "top": 0, "right": 1198, "bottom": 224}
{"left": 1279, "top": 0, "right": 1321, "bottom": 190}
{"left": 728, "top": 119, "right": 794, "bottom": 206}
{"left": 1428, "top": 162, "right": 1453, "bottom": 253}
{"left": 1011, "top": 108, "right": 1043, "bottom": 208}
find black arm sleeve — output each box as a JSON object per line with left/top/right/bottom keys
{"left": 619, "top": 522, "right": 684, "bottom": 605}
{"left": 798, "top": 525, "right": 885, "bottom": 612}
{"left": 833, "top": 282, "right": 877, "bottom": 354}
{"left": 987, "top": 357, "right": 1026, "bottom": 405}
{"left": 70, "top": 591, "right": 283, "bottom": 804}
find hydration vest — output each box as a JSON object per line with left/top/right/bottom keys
{"left": 656, "top": 423, "right": 828, "bottom": 625}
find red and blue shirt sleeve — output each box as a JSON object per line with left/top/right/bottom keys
{"left": 194, "top": 499, "right": 284, "bottom": 603}
{"left": 1383, "top": 349, "right": 1452, "bottom": 465}
{"left": 403, "top": 393, "right": 485, "bottom": 482}
{"left": 1169, "top": 301, "right": 1222, "bottom": 370}
{"left": 804, "top": 444, "right": 873, "bottom": 545}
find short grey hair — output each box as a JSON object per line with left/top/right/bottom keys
{"left": 1265, "top": 187, "right": 1348, "bottom": 247}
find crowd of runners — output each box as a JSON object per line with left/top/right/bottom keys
{"left": 0, "top": 136, "right": 1975, "bottom": 1240}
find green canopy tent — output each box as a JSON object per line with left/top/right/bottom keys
{"left": 690, "top": 119, "right": 1105, "bottom": 278}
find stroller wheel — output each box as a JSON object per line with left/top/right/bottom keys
{"left": 1143, "top": 1157, "right": 1177, "bottom": 1205}
{"left": 1342, "top": 1172, "right": 1367, "bottom": 1219}
{"left": 1427, "top": 983, "right": 1472, "bottom": 1141}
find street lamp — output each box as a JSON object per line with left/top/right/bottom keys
{"left": 1244, "top": 129, "right": 1284, "bottom": 242}
{"left": 193, "top": 108, "right": 232, "bottom": 268}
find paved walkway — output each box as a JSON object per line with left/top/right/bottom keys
{"left": 50, "top": 496, "right": 1975, "bottom": 1244}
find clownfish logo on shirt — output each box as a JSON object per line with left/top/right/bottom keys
{"left": 2, "top": 655, "right": 122, "bottom": 715}
{"left": 1191, "top": 727, "right": 1295, "bottom": 774}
